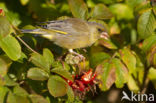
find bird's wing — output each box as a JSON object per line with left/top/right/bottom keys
{"left": 38, "top": 18, "right": 89, "bottom": 36}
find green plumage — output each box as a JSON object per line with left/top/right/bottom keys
{"left": 21, "top": 18, "right": 107, "bottom": 49}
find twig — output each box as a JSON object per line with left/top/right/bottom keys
{"left": 141, "top": 77, "right": 150, "bottom": 94}
{"left": 12, "top": 25, "right": 38, "bottom": 54}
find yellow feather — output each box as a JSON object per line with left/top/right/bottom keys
{"left": 52, "top": 29, "right": 68, "bottom": 35}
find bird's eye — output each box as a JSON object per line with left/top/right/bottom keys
{"left": 97, "top": 28, "right": 102, "bottom": 32}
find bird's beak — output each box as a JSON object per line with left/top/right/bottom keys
{"left": 100, "top": 32, "right": 109, "bottom": 40}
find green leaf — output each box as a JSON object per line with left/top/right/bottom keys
{"left": 147, "top": 46, "right": 156, "bottom": 67}
{"left": 43, "top": 48, "right": 54, "bottom": 68}
{"left": 98, "top": 62, "right": 116, "bottom": 91}
{"left": 148, "top": 67, "right": 156, "bottom": 89}
{"left": 126, "top": 0, "right": 145, "bottom": 8}
{"left": 153, "top": 54, "right": 156, "bottom": 67}
{"left": 112, "top": 58, "right": 128, "bottom": 88}
{"left": 20, "top": 0, "right": 29, "bottom": 5}
{"left": 127, "top": 75, "right": 139, "bottom": 92}
{"left": 148, "top": 67, "right": 156, "bottom": 80}
{"left": 51, "top": 68, "right": 73, "bottom": 81}
{"left": 68, "top": 0, "right": 88, "bottom": 19}
{"left": 7, "top": 92, "right": 30, "bottom": 103}
{"left": 120, "top": 47, "right": 136, "bottom": 74}
{"left": 0, "top": 16, "right": 11, "bottom": 39}
{"left": 153, "top": 5, "right": 156, "bottom": 15}
{"left": 142, "top": 35, "right": 156, "bottom": 53}
{"left": 30, "top": 53, "right": 49, "bottom": 72}
{"left": 7, "top": 92, "right": 17, "bottom": 103}
{"left": 109, "top": 3, "right": 134, "bottom": 20}
{"left": 27, "top": 68, "right": 49, "bottom": 81}
{"left": 0, "top": 58, "right": 7, "bottom": 77}
{"left": 47, "top": 75, "right": 67, "bottom": 97}
{"left": 97, "top": 0, "right": 116, "bottom": 4}
{"left": 29, "top": 94, "right": 49, "bottom": 103}
{"left": 3, "top": 75, "right": 18, "bottom": 86}
{"left": 134, "top": 2, "right": 152, "bottom": 14}
{"left": 0, "top": 35, "right": 21, "bottom": 61}
{"left": 90, "top": 52, "right": 110, "bottom": 68}
{"left": 0, "top": 86, "right": 9, "bottom": 103}
{"left": 6, "top": 11, "right": 21, "bottom": 26}
{"left": 90, "top": 4, "right": 113, "bottom": 19}
{"left": 67, "top": 86, "right": 74, "bottom": 102}
{"left": 13, "top": 86, "right": 28, "bottom": 97}
{"left": 99, "top": 39, "right": 118, "bottom": 49}
{"left": 137, "top": 10, "right": 156, "bottom": 39}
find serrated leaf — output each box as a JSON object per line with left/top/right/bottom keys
{"left": 142, "top": 35, "right": 156, "bottom": 53}
{"left": 27, "top": 68, "right": 49, "bottom": 81}
{"left": 90, "top": 52, "right": 110, "bottom": 68}
{"left": 98, "top": 62, "right": 116, "bottom": 91}
{"left": 109, "top": 3, "right": 134, "bottom": 20}
{"left": 112, "top": 58, "right": 128, "bottom": 88}
{"left": 0, "top": 86, "right": 9, "bottom": 103}
{"left": 120, "top": 47, "right": 136, "bottom": 74}
{"left": 30, "top": 53, "right": 49, "bottom": 72}
{"left": 0, "top": 35, "right": 21, "bottom": 61}
{"left": 68, "top": 0, "right": 88, "bottom": 19}
{"left": 51, "top": 68, "right": 73, "bottom": 81}
{"left": 137, "top": 10, "right": 156, "bottom": 39}
{"left": 29, "top": 94, "right": 48, "bottom": 103}
{"left": 0, "top": 16, "right": 11, "bottom": 39}
{"left": 90, "top": 4, "right": 113, "bottom": 19}
{"left": 48, "top": 76, "right": 67, "bottom": 97}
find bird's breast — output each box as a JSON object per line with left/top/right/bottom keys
{"left": 52, "top": 34, "right": 92, "bottom": 49}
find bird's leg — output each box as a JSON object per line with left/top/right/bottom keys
{"left": 68, "top": 49, "right": 85, "bottom": 61}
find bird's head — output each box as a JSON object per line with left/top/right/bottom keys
{"left": 88, "top": 22, "right": 109, "bottom": 40}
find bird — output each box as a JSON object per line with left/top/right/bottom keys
{"left": 21, "top": 18, "right": 109, "bottom": 58}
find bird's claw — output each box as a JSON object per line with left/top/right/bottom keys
{"left": 68, "top": 49, "right": 85, "bottom": 61}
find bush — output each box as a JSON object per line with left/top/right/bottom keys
{"left": 0, "top": 0, "right": 156, "bottom": 102}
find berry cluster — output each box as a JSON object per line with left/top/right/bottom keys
{"left": 65, "top": 69, "right": 97, "bottom": 92}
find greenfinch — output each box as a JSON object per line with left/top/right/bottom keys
{"left": 21, "top": 18, "right": 108, "bottom": 54}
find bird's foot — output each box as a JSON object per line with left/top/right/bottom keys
{"left": 65, "top": 49, "right": 85, "bottom": 64}
{"left": 68, "top": 49, "right": 85, "bottom": 61}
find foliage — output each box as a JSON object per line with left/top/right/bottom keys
{"left": 0, "top": 0, "right": 156, "bottom": 102}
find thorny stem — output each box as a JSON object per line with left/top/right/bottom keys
{"left": 12, "top": 25, "right": 38, "bottom": 54}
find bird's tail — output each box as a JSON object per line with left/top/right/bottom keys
{"left": 21, "top": 29, "right": 43, "bottom": 34}
{"left": 21, "top": 29, "right": 54, "bottom": 40}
